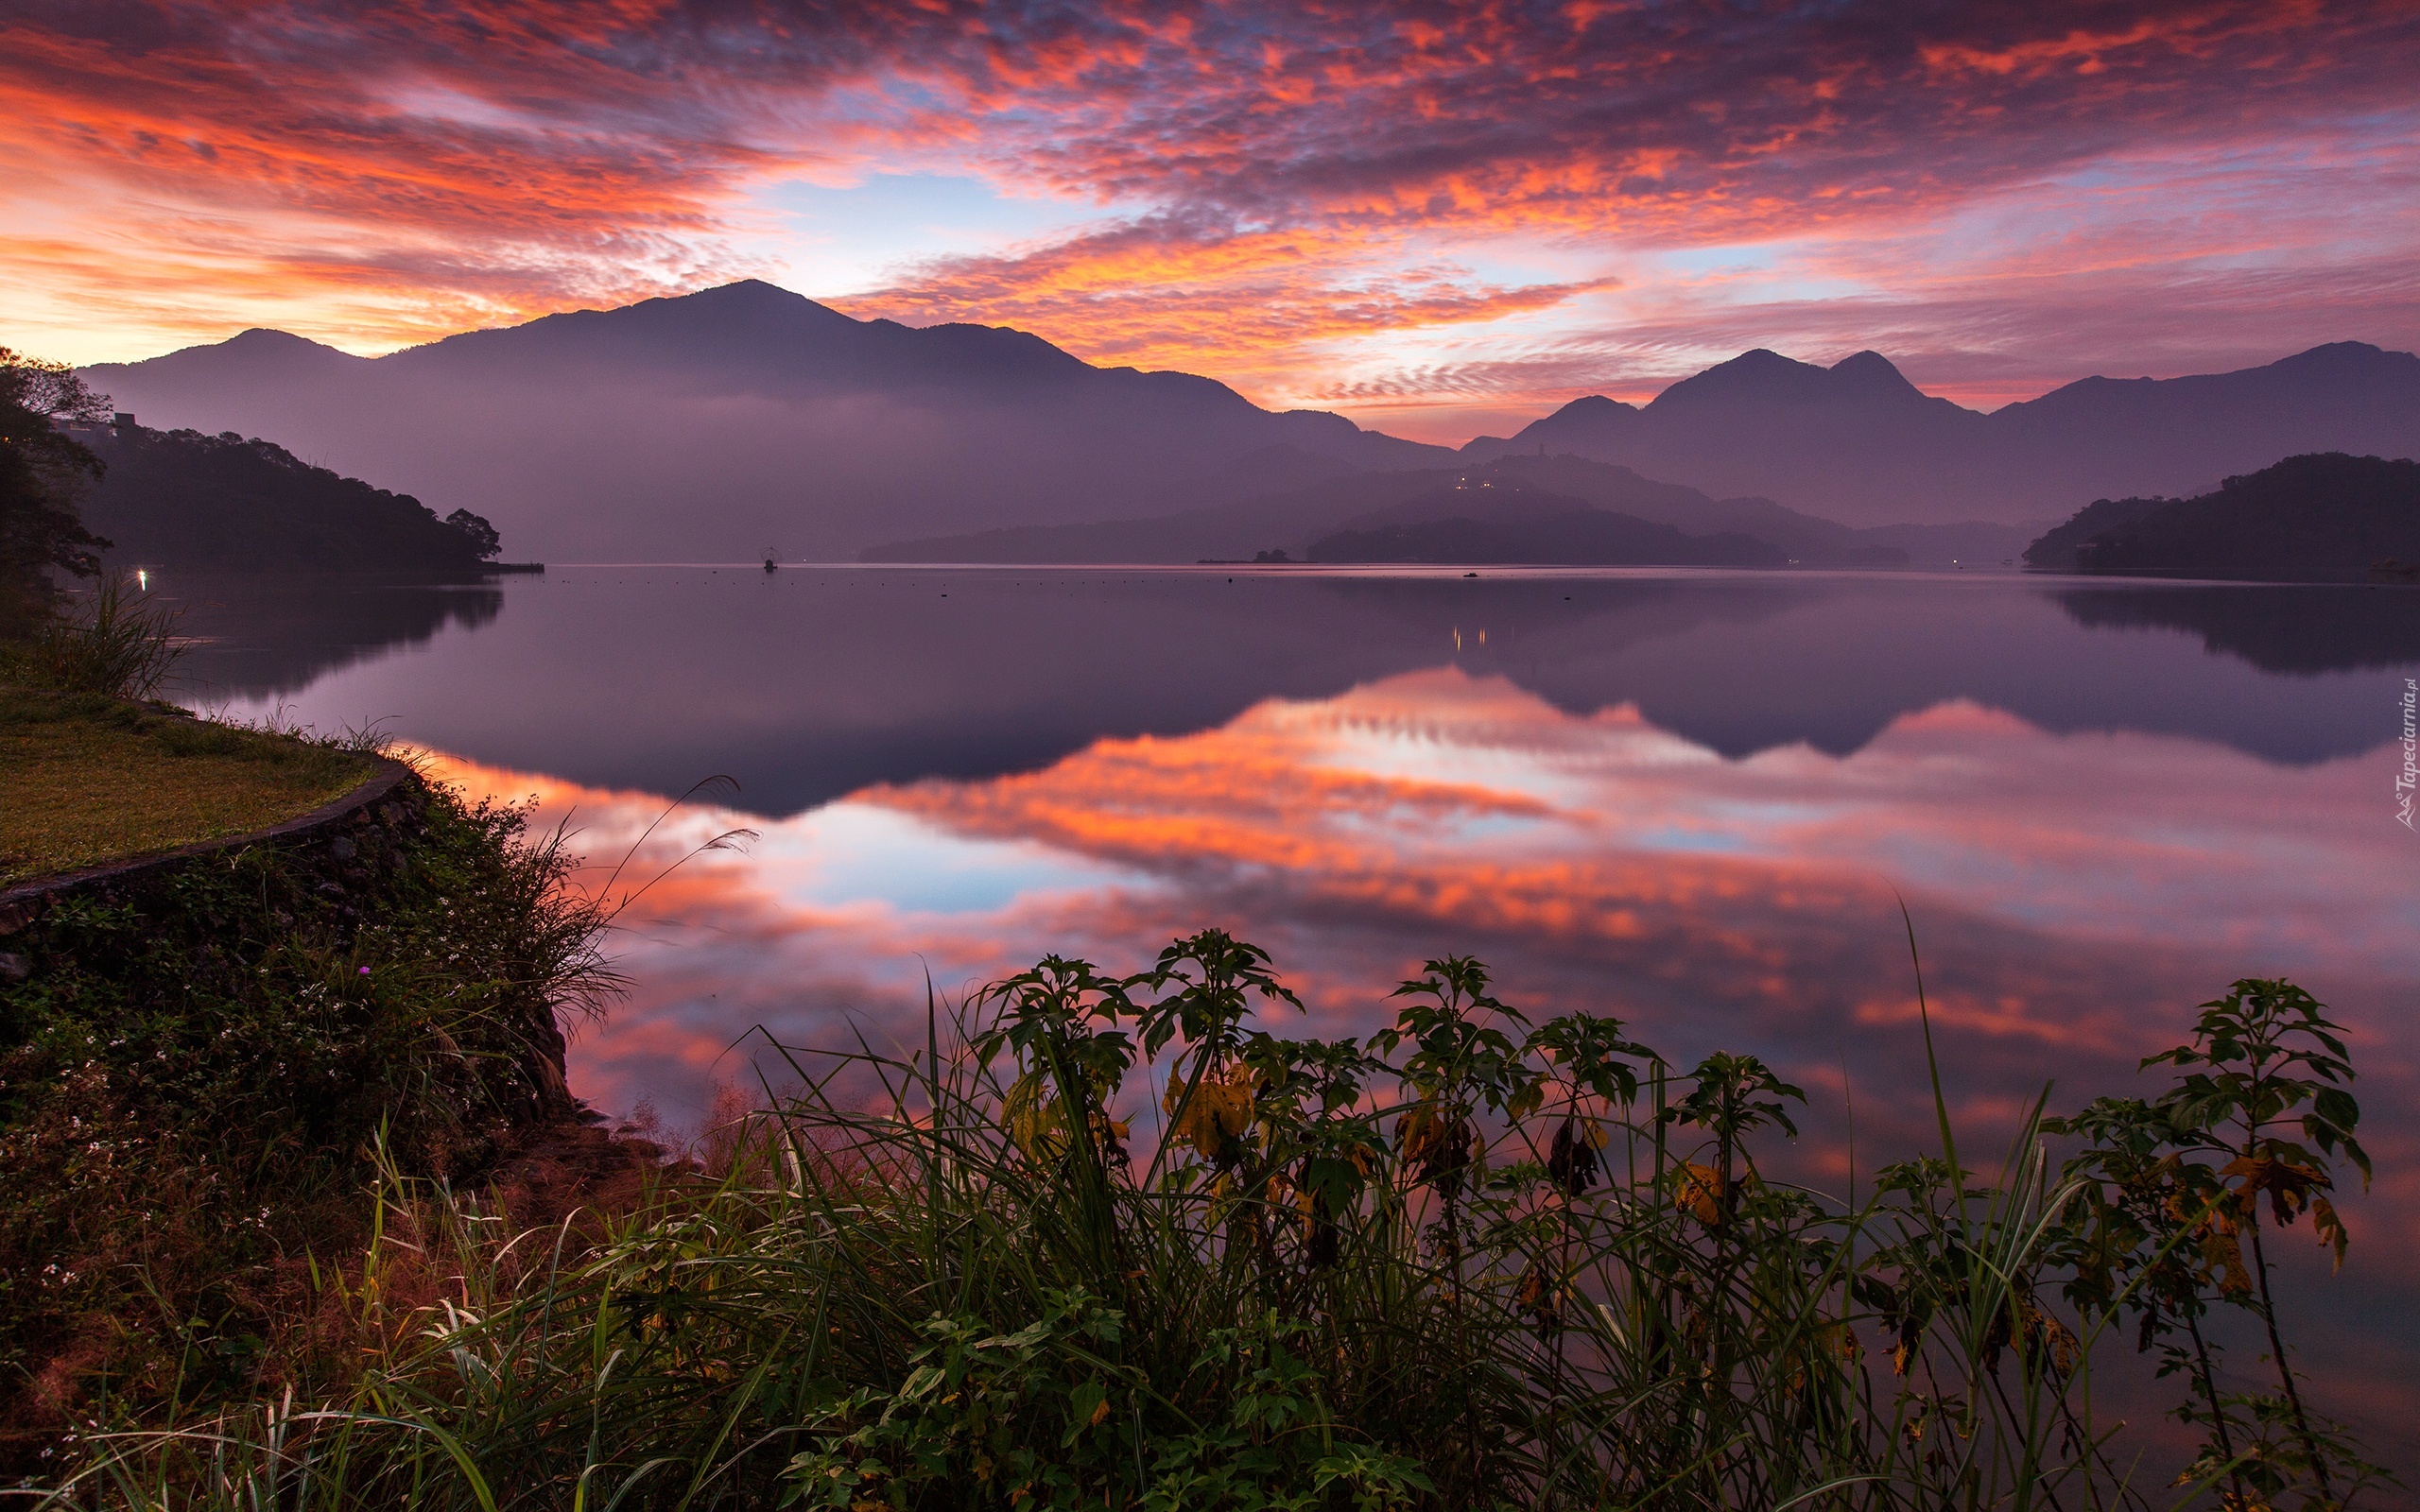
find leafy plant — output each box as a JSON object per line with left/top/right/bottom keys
{"left": 26, "top": 948, "right": 2394, "bottom": 1511}
{"left": 2050, "top": 978, "right": 2387, "bottom": 1508}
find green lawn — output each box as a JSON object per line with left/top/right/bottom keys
{"left": 0, "top": 688, "right": 373, "bottom": 885}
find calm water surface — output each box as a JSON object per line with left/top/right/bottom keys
{"left": 155, "top": 564, "right": 2420, "bottom": 1449}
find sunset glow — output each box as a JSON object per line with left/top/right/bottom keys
{"left": 8, "top": 2, "right": 2418, "bottom": 437}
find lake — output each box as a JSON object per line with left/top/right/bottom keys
{"left": 153, "top": 563, "right": 2420, "bottom": 1450}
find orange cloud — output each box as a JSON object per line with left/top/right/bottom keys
{"left": 837, "top": 216, "right": 1613, "bottom": 384}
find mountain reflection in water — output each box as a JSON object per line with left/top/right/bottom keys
{"left": 166, "top": 574, "right": 503, "bottom": 702}
{"left": 2052, "top": 581, "right": 2420, "bottom": 674}
{"left": 417, "top": 658, "right": 2416, "bottom": 1452}
{"left": 160, "top": 568, "right": 2420, "bottom": 809}
{"left": 140, "top": 564, "right": 2417, "bottom": 1464}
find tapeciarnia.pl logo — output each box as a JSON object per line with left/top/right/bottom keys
{"left": 2399, "top": 677, "right": 2417, "bottom": 832}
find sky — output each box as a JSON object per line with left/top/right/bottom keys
{"left": 5, "top": 1, "right": 2419, "bottom": 443}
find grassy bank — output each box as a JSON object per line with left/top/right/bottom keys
{"left": 19, "top": 936, "right": 2393, "bottom": 1510}
{"left": 0, "top": 689, "right": 372, "bottom": 886}
{"left": 0, "top": 573, "right": 373, "bottom": 890}
{"left": 0, "top": 747, "right": 616, "bottom": 1474}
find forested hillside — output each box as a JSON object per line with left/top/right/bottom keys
{"left": 80, "top": 425, "right": 502, "bottom": 572}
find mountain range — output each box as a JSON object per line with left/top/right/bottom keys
{"left": 867, "top": 453, "right": 2032, "bottom": 566}
{"left": 1461, "top": 342, "right": 2420, "bottom": 522}
{"left": 82, "top": 282, "right": 1447, "bottom": 562}
{"left": 78, "top": 282, "right": 2420, "bottom": 559}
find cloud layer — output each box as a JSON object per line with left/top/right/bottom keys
{"left": 6, "top": 1, "right": 2418, "bottom": 432}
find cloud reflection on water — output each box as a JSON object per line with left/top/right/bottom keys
{"left": 421, "top": 662, "right": 2420, "bottom": 1443}
{"left": 423, "top": 666, "right": 2410, "bottom": 1190}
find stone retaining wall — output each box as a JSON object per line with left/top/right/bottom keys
{"left": 0, "top": 754, "right": 575, "bottom": 1122}
{"left": 0, "top": 755, "right": 420, "bottom": 956}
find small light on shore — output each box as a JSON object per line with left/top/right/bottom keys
{"left": 135, "top": 569, "right": 147, "bottom": 591}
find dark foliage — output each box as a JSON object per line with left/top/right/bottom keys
{"left": 2020, "top": 494, "right": 2173, "bottom": 569}
{"left": 0, "top": 352, "right": 112, "bottom": 631}
{"left": 2030, "top": 453, "right": 2420, "bottom": 582}
{"left": 79, "top": 427, "right": 501, "bottom": 572}
{"left": 444, "top": 507, "right": 502, "bottom": 559}
{"left": 31, "top": 941, "right": 2394, "bottom": 1509}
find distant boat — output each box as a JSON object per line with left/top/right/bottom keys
{"left": 763, "top": 547, "right": 779, "bottom": 573}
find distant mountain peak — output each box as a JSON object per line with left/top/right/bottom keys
{"left": 565, "top": 277, "right": 857, "bottom": 328}
{"left": 1826, "top": 350, "right": 1922, "bottom": 397}
{"left": 1649, "top": 346, "right": 1940, "bottom": 410}
{"left": 221, "top": 328, "right": 350, "bottom": 353}
{"left": 2268, "top": 339, "right": 2413, "bottom": 374}
{"left": 1551, "top": 394, "right": 1640, "bottom": 420}
{"left": 1649, "top": 348, "right": 1833, "bottom": 408}
{"left": 668, "top": 278, "right": 860, "bottom": 323}
{"left": 80, "top": 325, "right": 368, "bottom": 387}
{"left": 707, "top": 277, "right": 799, "bottom": 298}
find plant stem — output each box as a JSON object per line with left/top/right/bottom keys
{"left": 2247, "top": 1222, "right": 2335, "bottom": 1504}
{"left": 2183, "top": 1311, "right": 2251, "bottom": 1509}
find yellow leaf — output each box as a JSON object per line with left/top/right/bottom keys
{"left": 1166, "top": 1066, "right": 1255, "bottom": 1160}
{"left": 1090, "top": 1395, "right": 1113, "bottom": 1427}
{"left": 2311, "top": 1194, "right": 2350, "bottom": 1272}
{"left": 1674, "top": 1160, "right": 1726, "bottom": 1224}
{"left": 2204, "top": 1228, "right": 2254, "bottom": 1297}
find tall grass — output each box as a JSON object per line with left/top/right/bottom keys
{"left": 9, "top": 574, "right": 182, "bottom": 699}
{"left": 26, "top": 936, "right": 2389, "bottom": 1510}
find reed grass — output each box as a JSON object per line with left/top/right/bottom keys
{"left": 21, "top": 937, "right": 2391, "bottom": 1510}
{"left": 4, "top": 575, "right": 182, "bottom": 701}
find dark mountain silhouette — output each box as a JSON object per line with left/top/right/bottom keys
{"left": 83, "top": 282, "right": 1449, "bottom": 562}
{"left": 1461, "top": 344, "right": 2420, "bottom": 524}
{"left": 2022, "top": 496, "right": 2177, "bottom": 570}
{"left": 73, "top": 423, "right": 501, "bottom": 572}
{"left": 2029, "top": 453, "right": 2420, "bottom": 582}
{"left": 1987, "top": 344, "right": 2420, "bottom": 504}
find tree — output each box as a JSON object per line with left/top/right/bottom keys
{"left": 1, "top": 349, "right": 113, "bottom": 629}
{"left": 443, "top": 507, "right": 501, "bottom": 560}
